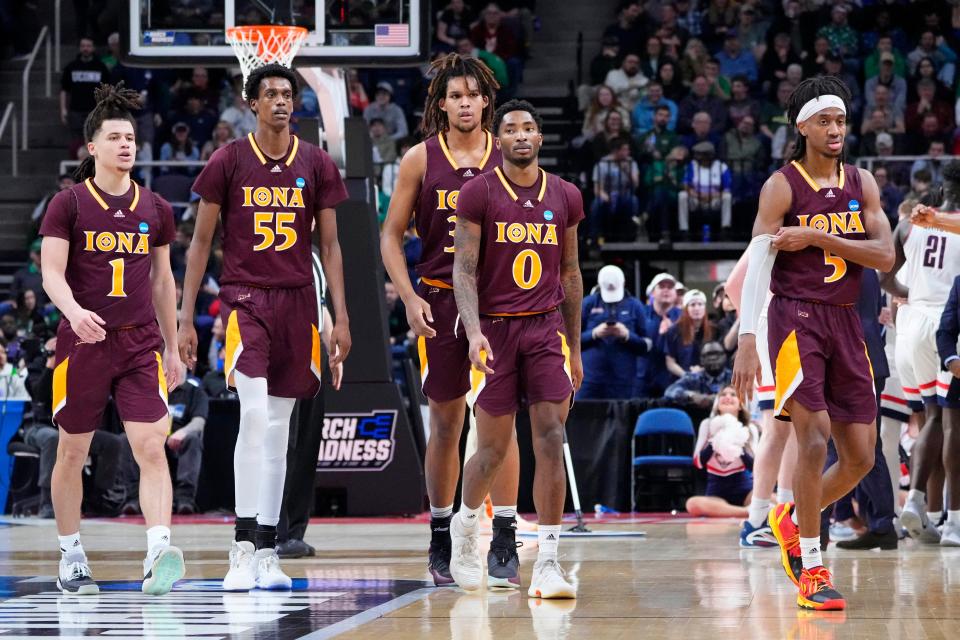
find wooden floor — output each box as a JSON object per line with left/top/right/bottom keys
{"left": 1, "top": 514, "right": 959, "bottom": 639}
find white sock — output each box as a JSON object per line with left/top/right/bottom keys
{"left": 233, "top": 372, "right": 269, "bottom": 519}
{"left": 791, "top": 508, "right": 799, "bottom": 526}
{"left": 58, "top": 532, "right": 84, "bottom": 561}
{"left": 146, "top": 525, "right": 171, "bottom": 554}
{"left": 458, "top": 503, "right": 483, "bottom": 532}
{"left": 948, "top": 510, "right": 960, "bottom": 525}
{"left": 747, "top": 497, "right": 771, "bottom": 528}
{"left": 256, "top": 395, "right": 296, "bottom": 527}
{"left": 493, "top": 505, "right": 517, "bottom": 520}
{"left": 537, "top": 525, "right": 561, "bottom": 560}
{"left": 776, "top": 488, "right": 794, "bottom": 504}
{"left": 799, "top": 536, "right": 822, "bottom": 570}
{"left": 907, "top": 489, "right": 926, "bottom": 507}
{"left": 430, "top": 504, "right": 454, "bottom": 519}
{"left": 927, "top": 511, "right": 941, "bottom": 525}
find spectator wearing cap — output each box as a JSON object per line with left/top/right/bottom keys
{"left": 865, "top": 53, "right": 908, "bottom": 116}
{"left": 664, "top": 289, "right": 716, "bottom": 381}
{"left": 604, "top": 53, "right": 649, "bottom": 113}
{"left": 864, "top": 35, "right": 908, "bottom": 80}
{"left": 160, "top": 122, "right": 200, "bottom": 176}
{"left": 578, "top": 265, "right": 652, "bottom": 400}
{"left": 636, "top": 273, "right": 682, "bottom": 398}
{"left": 679, "top": 141, "right": 732, "bottom": 241}
{"left": 816, "top": 6, "right": 858, "bottom": 62}
{"left": 716, "top": 35, "right": 757, "bottom": 85}
{"left": 664, "top": 341, "right": 732, "bottom": 412}
{"left": 363, "top": 81, "right": 409, "bottom": 140}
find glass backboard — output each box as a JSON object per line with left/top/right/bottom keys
{"left": 123, "top": 0, "right": 427, "bottom": 67}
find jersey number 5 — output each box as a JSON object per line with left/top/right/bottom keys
{"left": 823, "top": 250, "right": 847, "bottom": 283}
{"left": 254, "top": 212, "right": 298, "bottom": 251}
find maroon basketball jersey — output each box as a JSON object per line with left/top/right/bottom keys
{"left": 415, "top": 131, "right": 500, "bottom": 286}
{"left": 193, "top": 133, "right": 348, "bottom": 288}
{"left": 457, "top": 166, "right": 584, "bottom": 315}
{"left": 40, "top": 178, "right": 175, "bottom": 329}
{"left": 771, "top": 161, "right": 865, "bottom": 305}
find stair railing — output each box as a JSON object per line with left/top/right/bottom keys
{"left": 22, "top": 25, "right": 52, "bottom": 151}
{"left": 0, "top": 103, "right": 18, "bottom": 176}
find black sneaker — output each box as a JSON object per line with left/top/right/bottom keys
{"left": 487, "top": 516, "right": 521, "bottom": 589}
{"left": 276, "top": 538, "right": 316, "bottom": 559}
{"left": 428, "top": 516, "right": 455, "bottom": 586}
{"left": 57, "top": 556, "right": 99, "bottom": 595}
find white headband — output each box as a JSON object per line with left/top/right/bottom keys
{"left": 795, "top": 94, "right": 846, "bottom": 125}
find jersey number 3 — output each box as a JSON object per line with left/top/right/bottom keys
{"left": 823, "top": 250, "right": 847, "bottom": 283}
{"left": 254, "top": 212, "right": 298, "bottom": 251}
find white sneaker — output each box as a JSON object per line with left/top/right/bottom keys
{"left": 223, "top": 541, "right": 257, "bottom": 591}
{"left": 57, "top": 555, "right": 99, "bottom": 595}
{"left": 901, "top": 502, "right": 941, "bottom": 544}
{"left": 941, "top": 522, "right": 960, "bottom": 547}
{"left": 527, "top": 558, "right": 575, "bottom": 599}
{"left": 449, "top": 514, "right": 483, "bottom": 591}
{"left": 254, "top": 548, "right": 292, "bottom": 590}
{"left": 142, "top": 545, "right": 185, "bottom": 595}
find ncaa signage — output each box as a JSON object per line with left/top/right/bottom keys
{"left": 317, "top": 410, "right": 398, "bottom": 471}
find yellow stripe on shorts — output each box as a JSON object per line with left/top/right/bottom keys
{"left": 155, "top": 351, "right": 168, "bottom": 404}
{"left": 52, "top": 357, "right": 68, "bottom": 417}
{"left": 417, "top": 335, "right": 428, "bottom": 384}
{"left": 774, "top": 330, "right": 803, "bottom": 417}
{"left": 311, "top": 323, "right": 322, "bottom": 382}
{"left": 225, "top": 310, "right": 243, "bottom": 387}
{"left": 557, "top": 331, "right": 572, "bottom": 384}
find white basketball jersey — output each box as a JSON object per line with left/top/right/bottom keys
{"left": 903, "top": 223, "right": 960, "bottom": 310}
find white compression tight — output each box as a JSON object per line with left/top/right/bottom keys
{"left": 233, "top": 371, "right": 297, "bottom": 527}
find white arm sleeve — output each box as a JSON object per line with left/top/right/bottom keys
{"left": 739, "top": 234, "right": 778, "bottom": 336}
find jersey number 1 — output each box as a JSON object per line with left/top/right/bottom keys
{"left": 823, "top": 250, "right": 847, "bottom": 283}
{"left": 108, "top": 258, "right": 126, "bottom": 297}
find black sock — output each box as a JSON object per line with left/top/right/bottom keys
{"left": 492, "top": 516, "right": 517, "bottom": 537}
{"left": 255, "top": 524, "right": 278, "bottom": 550}
{"left": 235, "top": 517, "right": 257, "bottom": 544}
{"left": 430, "top": 515, "right": 452, "bottom": 548}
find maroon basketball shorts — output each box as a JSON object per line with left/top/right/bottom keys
{"left": 220, "top": 283, "right": 321, "bottom": 399}
{"left": 474, "top": 311, "right": 574, "bottom": 417}
{"left": 767, "top": 295, "right": 877, "bottom": 425}
{"left": 52, "top": 322, "right": 169, "bottom": 434}
{"left": 415, "top": 280, "right": 473, "bottom": 403}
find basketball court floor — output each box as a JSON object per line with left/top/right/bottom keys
{"left": 0, "top": 513, "right": 957, "bottom": 638}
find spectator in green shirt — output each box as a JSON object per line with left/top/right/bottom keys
{"left": 864, "top": 35, "right": 908, "bottom": 80}
{"left": 817, "top": 6, "right": 859, "bottom": 60}
{"left": 644, "top": 145, "right": 688, "bottom": 242}
{"left": 638, "top": 106, "right": 679, "bottom": 163}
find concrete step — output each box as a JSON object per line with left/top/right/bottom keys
{"left": 0, "top": 176, "right": 54, "bottom": 200}
{"left": 0, "top": 147, "right": 69, "bottom": 176}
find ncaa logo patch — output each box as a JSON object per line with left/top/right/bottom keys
{"left": 318, "top": 410, "right": 398, "bottom": 471}
{"left": 848, "top": 200, "right": 860, "bottom": 212}
{"left": 138, "top": 222, "right": 149, "bottom": 233}
{"left": 296, "top": 177, "right": 306, "bottom": 188}
{"left": 544, "top": 210, "right": 554, "bottom": 221}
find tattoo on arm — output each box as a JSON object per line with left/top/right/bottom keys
{"left": 453, "top": 219, "right": 482, "bottom": 336}
{"left": 559, "top": 230, "right": 583, "bottom": 349}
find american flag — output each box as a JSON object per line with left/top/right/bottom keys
{"left": 375, "top": 24, "right": 409, "bottom": 47}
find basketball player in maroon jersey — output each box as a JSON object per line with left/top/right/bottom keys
{"left": 178, "top": 64, "right": 350, "bottom": 591}
{"left": 40, "top": 84, "right": 184, "bottom": 595}
{"left": 450, "top": 100, "right": 584, "bottom": 599}
{"left": 381, "top": 53, "right": 522, "bottom": 588}
{"left": 733, "top": 77, "right": 894, "bottom": 610}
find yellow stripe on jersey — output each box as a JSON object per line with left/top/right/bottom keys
{"left": 52, "top": 357, "right": 69, "bottom": 417}
{"left": 225, "top": 310, "right": 244, "bottom": 387}
{"left": 285, "top": 135, "right": 300, "bottom": 166}
{"left": 417, "top": 335, "right": 428, "bottom": 384}
{"left": 437, "top": 132, "right": 459, "bottom": 170}
{"left": 838, "top": 164, "right": 845, "bottom": 190}
{"left": 478, "top": 131, "right": 493, "bottom": 169}
{"left": 130, "top": 181, "right": 140, "bottom": 212}
{"left": 247, "top": 133, "right": 268, "bottom": 165}
{"left": 790, "top": 161, "right": 821, "bottom": 192}
{"left": 493, "top": 166, "right": 548, "bottom": 203}
{"left": 774, "top": 330, "right": 803, "bottom": 417}
{"left": 84, "top": 179, "right": 110, "bottom": 210}
{"left": 154, "top": 351, "right": 169, "bottom": 404}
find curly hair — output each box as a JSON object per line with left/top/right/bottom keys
{"left": 75, "top": 82, "right": 142, "bottom": 181}
{"left": 419, "top": 53, "right": 499, "bottom": 136}
{"left": 787, "top": 76, "right": 852, "bottom": 169}
{"left": 244, "top": 63, "right": 299, "bottom": 101}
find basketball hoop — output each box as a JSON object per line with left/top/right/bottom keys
{"left": 225, "top": 25, "right": 308, "bottom": 98}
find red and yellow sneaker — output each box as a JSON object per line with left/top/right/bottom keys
{"left": 797, "top": 566, "right": 846, "bottom": 611}
{"left": 768, "top": 502, "right": 803, "bottom": 586}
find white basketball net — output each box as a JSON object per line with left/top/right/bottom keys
{"left": 225, "top": 26, "right": 308, "bottom": 98}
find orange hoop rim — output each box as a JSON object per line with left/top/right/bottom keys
{"left": 225, "top": 25, "right": 308, "bottom": 59}
{"left": 225, "top": 25, "right": 308, "bottom": 40}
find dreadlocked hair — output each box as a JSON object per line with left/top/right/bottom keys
{"left": 787, "top": 76, "right": 852, "bottom": 170}
{"left": 420, "top": 53, "right": 499, "bottom": 136}
{"left": 75, "top": 82, "right": 142, "bottom": 181}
